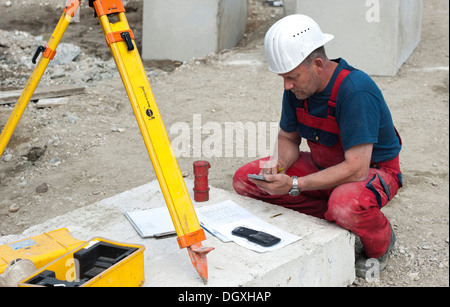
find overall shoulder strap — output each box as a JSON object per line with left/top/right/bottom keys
{"left": 330, "top": 69, "right": 351, "bottom": 103}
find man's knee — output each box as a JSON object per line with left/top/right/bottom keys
{"left": 232, "top": 158, "right": 268, "bottom": 194}
{"left": 232, "top": 167, "right": 247, "bottom": 195}
{"left": 326, "top": 196, "right": 358, "bottom": 223}
{"left": 325, "top": 185, "right": 366, "bottom": 228}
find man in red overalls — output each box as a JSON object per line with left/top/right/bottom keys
{"left": 233, "top": 15, "right": 403, "bottom": 279}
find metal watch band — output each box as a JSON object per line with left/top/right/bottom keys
{"left": 289, "top": 176, "right": 300, "bottom": 196}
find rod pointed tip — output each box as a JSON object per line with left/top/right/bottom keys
{"left": 187, "top": 243, "right": 214, "bottom": 285}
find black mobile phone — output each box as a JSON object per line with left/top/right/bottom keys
{"left": 247, "top": 232, "right": 281, "bottom": 247}
{"left": 231, "top": 226, "right": 281, "bottom": 247}
{"left": 231, "top": 226, "right": 259, "bottom": 238}
{"left": 247, "top": 174, "right": 267, "bottom": 181}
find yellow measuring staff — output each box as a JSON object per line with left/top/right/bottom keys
{"left": 95, "top": 4, "right": 201, "bottom": 240}
{"left": 91, "top": 2, "right": 213, "bottom": 280}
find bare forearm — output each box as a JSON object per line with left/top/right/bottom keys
{"left": 298, "top": 143, "right": 373, "bottom": 191}
{"left": 276, "top": 130, "right": 301, "bottom": 170}
{"left": 298, "top": 159, "right": 368, "bottom": 192}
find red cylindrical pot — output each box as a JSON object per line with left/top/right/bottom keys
{"left": 193, "top": 160, "right": 210, "bottom": 202}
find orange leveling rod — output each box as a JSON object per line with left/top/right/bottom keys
{"left": 0, "top": 0, "right": 213, "bottom": 284}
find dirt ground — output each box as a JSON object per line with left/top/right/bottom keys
{"left": 0, "top": 0, "right": 448, "bottom": 287}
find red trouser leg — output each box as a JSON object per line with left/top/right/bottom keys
{"left": 324, "top": 167, "right": 402, "bottom": 258}
{"left": 233, "top": 153, "right": 402, "bottom": 258}
{"left": 233, "top": 152, "right": 331, "bottom": 219}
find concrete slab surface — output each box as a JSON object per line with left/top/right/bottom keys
{"left": 0, "top": 180, "right": 355, "bottom": 287}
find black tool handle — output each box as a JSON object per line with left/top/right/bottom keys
{"left": 32, "top": 45, "right": 46, "bottom": 64}
{"left": 121, "top": 32, "right": 134, "bottom": 51}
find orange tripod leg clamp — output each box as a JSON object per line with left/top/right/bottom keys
{"left": 90, "top": 0, "right": 126, "bottom": 17}
{"left": 176, "top": 229, "right": 207, "bottom": 249}
{"left": 64, "top": 0, "right": 81, "bottom": 17}
{"left": 105, "top": 30, "right": 135, "bottom": 48}
{"left": 43, "top": 45, "right": 57, "bottom": 60}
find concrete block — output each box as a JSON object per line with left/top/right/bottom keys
{"left": 0, "top": 180, "right": 355, "bottom": 287}
{"left": 142, "top": 0, "right": 248, "bottom": 61}
{"left": 283, "top": 0, "right": 422, "bottom": 76}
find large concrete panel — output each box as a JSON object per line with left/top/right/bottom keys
{"left": 283, "top": 0, "right": 422, "bottom": 76}
{"left": 142, "top": 0, "right": 248, "bottom": 61}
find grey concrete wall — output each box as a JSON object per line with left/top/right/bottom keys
{"left": 218, "top": 0, "right": 248, "bottom": 51}
{"left": 398, "top": 0, "right": 423, "bottom": 66}
{"left": 142, "top": 0, "right": 247, "bottom": 61}
{"left": 283, "top": 0, "right": 422, "bottom": 76}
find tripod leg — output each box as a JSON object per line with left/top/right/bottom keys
{"left": 90, "top": 0, "right": 213, "bottom": 284}
{"left": 0, "top": 1, "right": 81, "bottom": 157}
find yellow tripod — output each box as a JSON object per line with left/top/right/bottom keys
{"left": 0, "top": 0, "right": 213, "bottom": 284}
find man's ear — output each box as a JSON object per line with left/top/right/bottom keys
{"left": 312, "top": 57, "right": 324, "bottom": 73}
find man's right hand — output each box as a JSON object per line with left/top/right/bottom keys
{"left": 259, "top": 159, "right": 286, "bottom": 176}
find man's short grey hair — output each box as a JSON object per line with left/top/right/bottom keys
{"left": 302, "top": 46, "right": 327, "bottom": 67}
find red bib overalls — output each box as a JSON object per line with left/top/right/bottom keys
{"left": 296, "top": 69, "right": 350, "bottom": 169}
{"left": 233, "top": 69, "right": 403, "bottom": 258}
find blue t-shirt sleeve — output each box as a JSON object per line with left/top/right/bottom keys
{"left": 338, "top": 90, "right": 380, "bottom": 151}
{"left": 280, "top": 90, "right": 299, "bottom": 133}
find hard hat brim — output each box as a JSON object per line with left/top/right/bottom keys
{"left": 323, "top": 33, "right": 334, "bottom": 46}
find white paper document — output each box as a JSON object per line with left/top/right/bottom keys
{"left": 125, "top": 206, "right": 176, "bottom": 238}
{"left": 196, "top": 200, "right": 301, "bottom": 253}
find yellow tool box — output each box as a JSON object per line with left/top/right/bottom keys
{"left": 18, "top": 237, "right": 145, "bottom": 287}
{"left": 0, "top": 228, "right": 84, "bottom": 274}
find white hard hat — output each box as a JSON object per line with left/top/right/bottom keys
{"left": 264, "top": 14, "right": 334, "bottom": 74}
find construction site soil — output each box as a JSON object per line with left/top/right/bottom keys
{"left": 0, "top": 0, "right": 448, "bottom": 287}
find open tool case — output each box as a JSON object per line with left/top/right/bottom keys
{"left": 19, "top": 238, "right": 145, "bottom": 287}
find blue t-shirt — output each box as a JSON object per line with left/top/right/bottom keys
{"left": 280, "top": 58, "right": 401, "bottom": 162}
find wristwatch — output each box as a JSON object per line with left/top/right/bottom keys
{"left": 289, "top": 176, "right": 301, "bottom": 197}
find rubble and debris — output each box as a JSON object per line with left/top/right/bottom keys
{"left": 23, "top": 145, "right": 47, "bottom": 162}
{"left": 0, "top": 29, "right": 117, "bottom": 90}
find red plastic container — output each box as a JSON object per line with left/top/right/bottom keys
{"left": 193, "top": 161, "right": 211, "bottom": 202}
